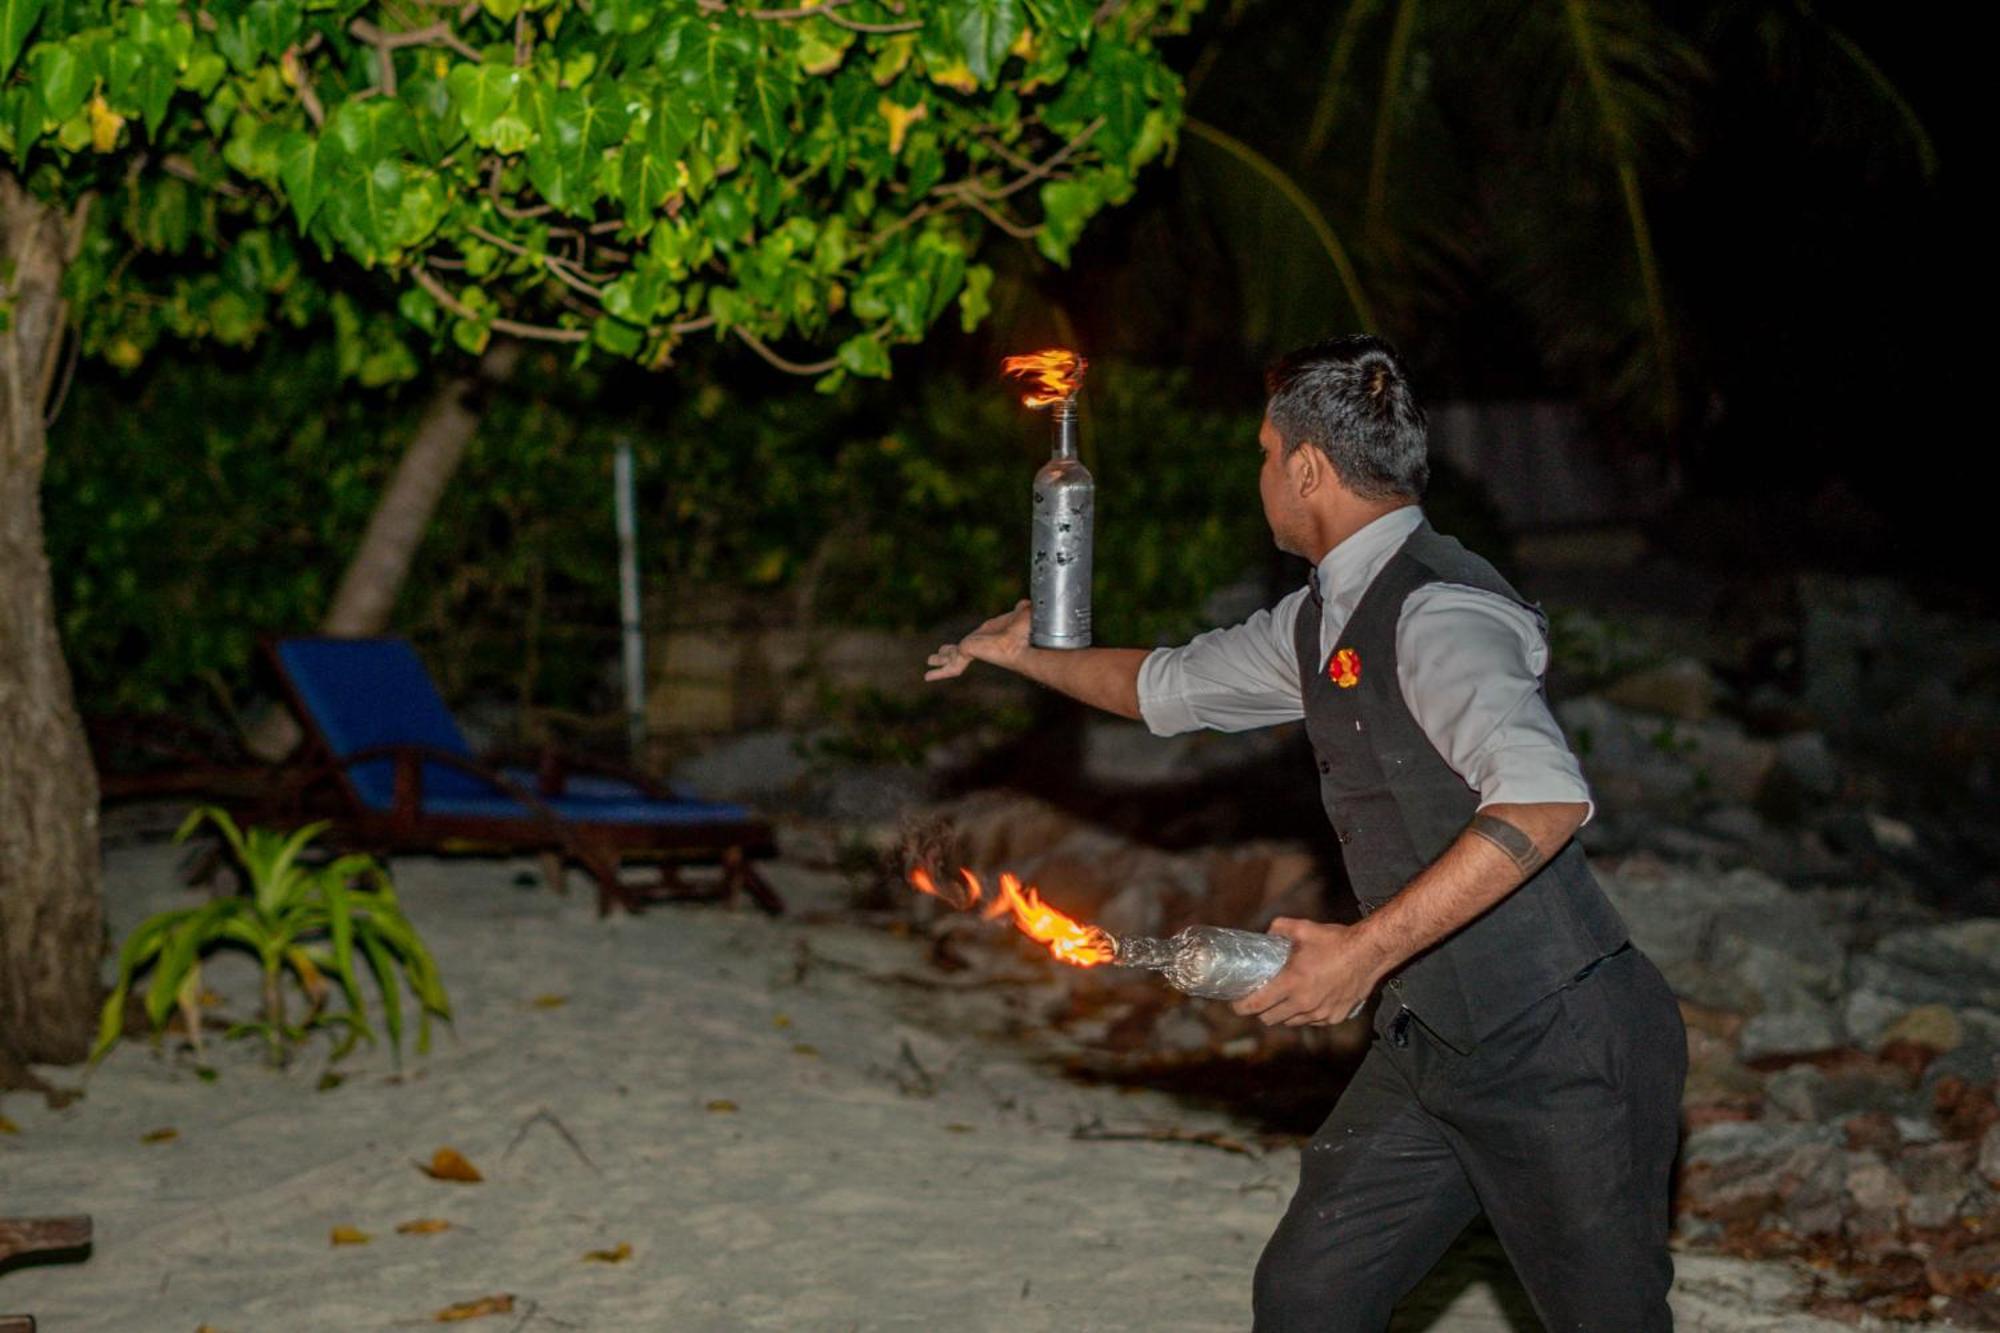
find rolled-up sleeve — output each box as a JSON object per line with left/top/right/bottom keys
{"left": 1136, "top": 586, "right": 1310, "bottom": 736}
{"left": 1396, "top": 584, "right": 1595, "bottom": 818}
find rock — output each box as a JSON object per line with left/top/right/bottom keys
{"left": 1981, "top": 1123, "right": 2000, "bottom": 1186}
{"left": 1874, "top": 1004, "right": 1963, "bottom": 1055}
{"left": 1844, "top": 1152, "right": 1911, "bottom": 1214}
{"left": 1558, "top": 697, "right": 1700, "bottom": 809}
{"left": 1853, "top": 919, "right": 2000, "bottom": 1013}
{"left": 1780, "top": 1147, "right": 1849, "bottom": 1236}
{"left": 1843, "top": 990, "right": 1906, "bottom": 1048}
{"left": 1699, "top": 805, "right": 1767, "bottom": 845}
{"left": 1599, "top": 859, "right": 1846, "bottom": 1015}
{"left": 1739, "top": 1008, "right": 1844, "bottom": 1063}
{"left": 1774, "top": 731, "right": 1841, "bottom": 799}
{"left": 1893, "top": 1115, "right": 1941, "bottom": 1146}
{"left": 1865, "top": 810, "right": 1919, "bottom": 852}
{"left": 1684, "top": 1024, "right": 1763, "bottom": 1109}
{"left": 1763, "top": 1065, "right": 1826, "bottom": 1121}
{"left": 1678, "top": 723, "right": 1779, "bottom": 806}
{"left": 1682, "top": 1119, "right": 1841, "bottom": 1168}
{"left": 1602, "top": 657, "right": 1721, "bottom": 721}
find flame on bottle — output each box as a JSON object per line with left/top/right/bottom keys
{"left": 1001, "top": 348, "right": 1088, "bottom": 409}
{"left": 906, "top": 865, "right": 1115, "bottom": 967}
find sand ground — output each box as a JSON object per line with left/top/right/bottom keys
{"left": 2, "top": 832, "right": 1870, "bottom": 1331}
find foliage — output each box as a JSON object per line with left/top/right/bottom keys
{"left": 45, "top": 334, "right": 411, "bottom": 716}
{"left": 93, "top": 807, "right": 449, "bottom": 1067}
{"left": 4, "top": 0, "right": 1202, "bottom": 389}
{"left": 48, "top": 346, "right": 1270, "bottom": 717}
{"left": 1095, "top": 0, "right": 1935, "bottom": 439}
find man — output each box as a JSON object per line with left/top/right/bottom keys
{"left": 923, "top": 335, "right": 1686, "bottom": 1331}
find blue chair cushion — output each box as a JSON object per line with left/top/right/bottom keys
{"left": 416, "top": 793, "right": 754, "bottom": 825}
{"left": 278, "top": 638, "right": 502, "bottom": 809}
{"left": 278, "top": 637, "right": 754, "bottom": 828}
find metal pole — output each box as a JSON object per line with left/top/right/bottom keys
{"left": 613, "top": 442, "right": 646, "bottom": 760}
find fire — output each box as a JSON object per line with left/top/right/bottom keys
{"left": 906, "top": 866, "right": 1116, "bottom": 967}
{"left": 1001, "top": 348, "right": 1088, "bottom": 409}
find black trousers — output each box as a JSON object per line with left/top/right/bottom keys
{"left": 1253, "top": 946, "right": 1688, "bottom": 1333}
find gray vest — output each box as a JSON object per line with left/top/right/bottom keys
{"left": 1294, "top": 520, "right": 1628, "bottom": 1051}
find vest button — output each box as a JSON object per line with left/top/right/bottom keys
{"left": 1317, "top": 760, "right": 1331, "bottom": 775}
{"left": 1336, "top": 827, "right": 1351, "bottom": 844}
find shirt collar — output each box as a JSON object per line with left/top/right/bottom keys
{"left": 1311, "top": 505, "right": 1424, "bottom": 608}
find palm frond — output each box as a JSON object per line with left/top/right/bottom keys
{"left": 1303, "top": 0, "right": 1385, "bottom": 163}
{"left": 1182, "top": 117, "right": 1377, "bottom": 330}
{"left": 1792, "top": 1, "right": 1937, "bottom": 180}
{"left": 1363, "top": 0, "right": 1421, "bottom": 246}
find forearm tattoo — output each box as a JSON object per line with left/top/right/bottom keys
{"left": 1468, "top": 813, "right": 1548, "bottom": 876}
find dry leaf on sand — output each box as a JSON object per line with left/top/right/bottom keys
{"left": 329, "top": 1225, "right": 371, "bottom": 1246}
{"left": 419, "top": 1147, "right": 484, "bottom": 1182}
{"left": 141, "top": 1127, "right": 178, "bottom": 1144}
{"left": 0, "top": 1114, "right": 19, "bottom": 1134}
{"left": 705, "top": 1099, "right": 738, "bottom": 1113}
{"left": 432, "top": 1294, "right": 515, "bottom": 1322}
{"left": 582, "top": 1242, "right": 632, "bottom": 1263}
{"left": 396, "top": 1218, "right": 453, "bottom": 1235}
{"left": 531, "top": 994, "right": 568, "bottom": 1009}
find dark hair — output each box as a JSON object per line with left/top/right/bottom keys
{"left": 1264, "top": 334, "right": 1428, "bottom": 500}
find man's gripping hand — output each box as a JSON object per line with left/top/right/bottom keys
{"left": 1232, "top": 918, "right": 1389, "bottom": 1027}
{"left": 925, "top": 600, "right": 1031, "bottom": 682}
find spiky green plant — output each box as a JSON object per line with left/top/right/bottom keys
{"left": 93, "top": 809, "right": 449, "bottom": 1069}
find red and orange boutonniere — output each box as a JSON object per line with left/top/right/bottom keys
{"left": 1328, "top": 647, "right": 1361, "bottom": 689}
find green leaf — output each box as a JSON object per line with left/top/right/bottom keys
{"left": 957, "top": 261, "right": 993, "bottom": 333}
{"left": 277, "top": 129, "right": 333, "bottom": 230}
{"left": 446, "top": 62, "right": 524, "bottom": 147}
{"left": 658, "top": 13, "right": 752, "bottom": 106}
{"left": 950, "top": 0, "right": 1022, "bottom": 86}
{"left": 326, "top": 158, "right": 408, "bottom": 265}
{"left": 1035, "top": 175, "right": 1098, "bottom": 264}
{"left": 837, "top": 331, "right": 891, "bottom": 378}
{"left": 357, "top": 929, "right": 406, "bottom": 1058}
{"left": 592, "top": 314, "right": 643, "bottom": 356}
{"left": 525, "top": 83, "right": 629, "bottom": 212}
{"left": 703, "top": 180, "right": 752, "bottom": 248}
{"left": 31, "top": 43, "right": 88, "bottom": 123}
{"left": 742, "top": 61, "right": 797, "bottom": 156}
{"left": 0, "top": 0, "right": 46, "bottom": 81}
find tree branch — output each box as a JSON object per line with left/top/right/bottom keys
{"left": 696, "top": 0, "right": 921, "bottom": 34}
{"left": 465, "top": 224, "right": 609, "bottom": 295}
{"left": 283, "top": 45, "right": 327, "bottom": 128}
{"left": 731, "top": 327, "right": 841, "bottom": 376}
{"left": 976, "top": 117, "right": 1104, "bottom": 201}
{"left": 944, "top": 185, "right": 1040, "bottom": 239}
{"left": 411, "top": 265, "right": 592, "bottom": 344}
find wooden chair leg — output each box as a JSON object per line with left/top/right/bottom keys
{"left": 1, "top": 1314, "right": 38, "bottom": 1332}
{"left": 727, "top": 848, "right": 785, "bottom": 916}
{"left": 538, "top": 851, "right": 568, "bottom": 897}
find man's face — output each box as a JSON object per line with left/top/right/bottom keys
{"left": 1257, "top": 414, "right": 1310, "bottom": 557}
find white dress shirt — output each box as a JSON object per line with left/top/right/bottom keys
{"left": 1136, "top": 506, "right": 1593, "bottom": 815}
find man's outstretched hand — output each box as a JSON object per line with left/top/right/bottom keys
{"left": 925, "top": 600, "right": 1032, "bottom": 682}
{"left": 1232, "top": 917, "right": 1390, "bottom": 1027}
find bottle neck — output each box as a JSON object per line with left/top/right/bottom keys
{"left": 1050, "top": 399, "right": 1078, "bottom": 460}
{"left": 1113, "top": 934, "right": 1175, "bottom": 971}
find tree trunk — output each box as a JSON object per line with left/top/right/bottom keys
{"left": 0, "top": 175, "right": 104, "bottom": 1071}
{"left": 245, "top": 340, "right": 522, "bottom": 759}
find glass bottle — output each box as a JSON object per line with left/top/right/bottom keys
{"left": 1114, "top": 925, "right": 1293, "bottom": 1000}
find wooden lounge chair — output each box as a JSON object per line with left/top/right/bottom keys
{"left": 260, "top": 636, "right": 781, "bottom": 916}
{"left": 1, "top": 1214, "right": 91, "bottom": 1333}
